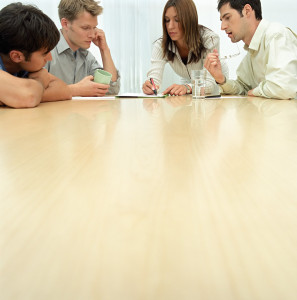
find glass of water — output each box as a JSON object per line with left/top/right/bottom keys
{"left": 191, "top": 69, "right": 206, "bottom": 99}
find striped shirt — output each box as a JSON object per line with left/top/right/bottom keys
{"left": 147, "top": 27, "right": 229, "bottom": 94}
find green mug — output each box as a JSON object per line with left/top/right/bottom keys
{"left": 93, "top": 69, "right": 112, "bottom": 84}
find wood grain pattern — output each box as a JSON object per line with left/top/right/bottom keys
{"left": 1, "top": 96, "right": 297, "bottom": 300}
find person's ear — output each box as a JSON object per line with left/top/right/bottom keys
{"left": 242, "top": 4, "right": 253, "bottom": 17}
{"left": 9, "top": 50, "right": 25, "bottom": 63}
{"left": 61, "top": 18, "right": 70, "bottom": 30}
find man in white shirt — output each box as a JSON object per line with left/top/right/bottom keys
{"left": 45, "top": 0, "right": 120, "bottom": 97}
{"left": 204, "top": 0, "right": 297, "bottom": 100}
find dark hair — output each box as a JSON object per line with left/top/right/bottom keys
{"left": 217, "top": 0, "right": 262, "bottom": 20}
{"left": 162, "top": 0, "right": 206, "bottom": 63}
{"left": 0, "top": 2, "right": 59, "bottom": 60}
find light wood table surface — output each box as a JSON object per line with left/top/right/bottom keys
{"left": 1, "top": 96, "right": 297, "bottom": 300}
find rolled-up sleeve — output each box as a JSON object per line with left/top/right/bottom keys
{"left": 146, "top": 40, "right": 167, "bottom": 87}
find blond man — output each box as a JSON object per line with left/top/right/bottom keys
{"left": 45, "top": 0, "right": 120, "bottom": 97}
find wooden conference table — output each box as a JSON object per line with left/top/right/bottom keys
{"left": 1, "top": 95, "right": 297, "bottom": 300}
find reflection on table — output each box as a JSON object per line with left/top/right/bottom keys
{"left": 1, "top": 96, "right": 297, "bottom": 300}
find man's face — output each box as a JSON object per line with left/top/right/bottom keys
{"left": 63, "top": 11, "right": 98, "bottom": 51}
{"left": 20, "top": 49, "right": 52, "bottom": 72}
{"left": 219, "top": 3, "right": 246, "bottom": 43}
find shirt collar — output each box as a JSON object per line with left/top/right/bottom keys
{"left": 0, "top": 55, "right": 6, "bottom": 71}
{"left": 245, "top": 19, "right": 269, "bottom": 52}
{"left": 57, "top": 30, "right": 88, "bottom": 57}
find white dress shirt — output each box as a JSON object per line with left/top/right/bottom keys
{"left": 147, "top": 27, "right": 229, "bottom": 95}
{"left": 220, "top": 19, "right": 297, "bottom": 100}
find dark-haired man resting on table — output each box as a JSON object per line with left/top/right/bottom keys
{"left": 0, "top": 3, "right": 71, "bottom": 109}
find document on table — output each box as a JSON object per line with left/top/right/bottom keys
{"left": 72, "top": 96, "right": 116, "bottom": 100}
{"left": 116, "top": 93, "right": 168, "bottom": 98}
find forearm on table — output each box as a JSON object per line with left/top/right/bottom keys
{"left": 220, "top": 78, "right": 249, "bottom": 95}
{"left": 42, "top": 77, "right": 72, "bottom": 102}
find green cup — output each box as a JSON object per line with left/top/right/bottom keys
{"left": 93, "top": 69, "right": 112, "bottom": 84}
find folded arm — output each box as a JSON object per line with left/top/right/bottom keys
{"left": 41, "top": 72, "right": 72, "bottom": 102}
{"left": 28, "top": 69, "right": 71, "bottom": 102}
{"left": 0, "top": 70, "right": 43, "bottom": 108}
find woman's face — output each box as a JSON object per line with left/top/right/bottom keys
{"left": 164, "top": 6, "right": 184, "bottom": 43}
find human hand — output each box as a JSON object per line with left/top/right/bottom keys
{"left": 92, "top": 28, "right": 109, "bottom": 52}
{"left": 28, "top": 68, "right": 50, "bottom": 89}
{"left": 248, "top": 89, "right": 255, "bottom": 97}
{"left": 162, "top": 84, "right": 187, "bottom": 96}
{"left": 142, "top": 80, "right": 160, "bottom": 95}
{"left": 73, "top": 75, "right": 110, "bottom": 97}
{"left": 204, "top": 49, "right": 225, "bottom": 84}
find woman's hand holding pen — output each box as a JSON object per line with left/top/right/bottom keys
{"left": 204, "top": 49, "right": 225, "bottom": 84}
{"left": 142, "top": 80, "right": 160, "bottom": 95}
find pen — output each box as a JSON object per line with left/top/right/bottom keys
{"left": 149, "top": 78, "right": 157, "bottom": 96}
{"left": 205, "top": 94, "right": 221, "bottom": 98}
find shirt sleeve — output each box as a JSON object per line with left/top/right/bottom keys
{"left": 201, "top": 33, "right": 229, "bottom": 95}
{"left": 220, "top": 55, "right": 253, "bottom": 95}
{"left": 252, "top": 31, "right": 297, "bottom": 99}
{"left": 89, "top": 55, "right": 121, "bottom": 95}
{"left": 146, "top": 40, "right": 167, "bottom": 87}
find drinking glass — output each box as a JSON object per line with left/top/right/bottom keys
{"left": 191, "top": 70, "right": 206, "bottom": 99}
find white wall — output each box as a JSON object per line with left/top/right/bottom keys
{"left": 1, "top": 0, "right": 296, "bottom": 92}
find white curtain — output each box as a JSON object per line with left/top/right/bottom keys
{"left": 100, "top": 0, "right": 166, "bottom": 92}
{"left": 1, "top": 0, "right": 297, "bottom": 93}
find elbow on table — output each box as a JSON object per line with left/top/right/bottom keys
{"left": 262, "top": 82, "right": 297, "bottom": 100}
{"left": 281, "top": 88, "right": 297, "bottom": 100}
{"left": 16, "top": 81, "right": 43, "bottom": 108}
{"left": 21, "top": 93, "right": 42, "bottom": 108}
{"left": 272, "top": 87, "right": 296, "bottom": 100}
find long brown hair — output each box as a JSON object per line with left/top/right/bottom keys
{"left": 161, "top": 0, "right": 206, "bottom": 63}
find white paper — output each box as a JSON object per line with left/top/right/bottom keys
{"left": 116, "top": 93, "right": 166, "bottom": 98}
{"left": 72, "top": 96, "right": 116, "bottom": 100}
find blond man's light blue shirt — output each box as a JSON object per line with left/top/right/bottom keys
{"left": 45, "top": 32, "right": 120, "bottom": 95}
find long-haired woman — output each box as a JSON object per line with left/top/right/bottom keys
{"left": 142, "top": 0, "right": 228, "bottom": 96}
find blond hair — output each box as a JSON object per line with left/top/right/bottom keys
{"left": 58, "top": 0, "right": 103, "bottom": 21}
